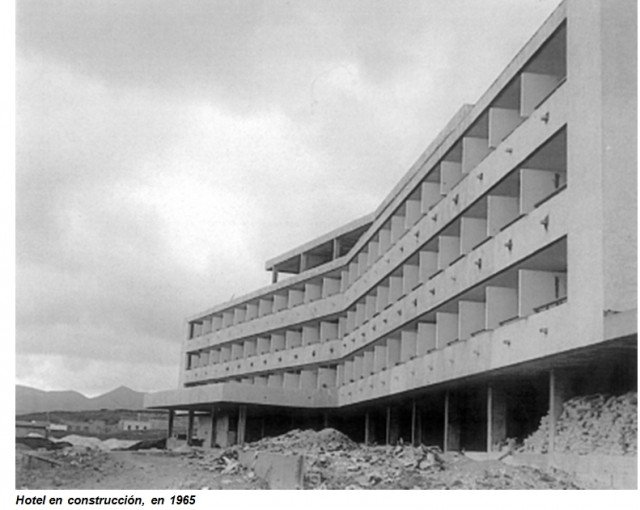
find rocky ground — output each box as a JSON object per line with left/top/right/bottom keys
{"left": 16, "top": 428, "right": 594, "bottom": 490}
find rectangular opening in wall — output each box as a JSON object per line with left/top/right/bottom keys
{"left": 402, "top": 254, "right": 420, "bottom": 294}
{"left": 458, "top": 300, "right": 486, "bottom": 341}
{"left": 487, "top": 169, "right": 521, "bottom": 235}
{"left": 378, "top": 222, "right": 392, "bottom": 257}
{"left": 517, "top": 238, "right": 568, "bottom": 317}
{"left": 460, "top": 199, "right": 488, "bottom": 254}
{"left": 404, "top": 188, "right": 423, "bottom": 229}
{"left": 233, "top": 306, "right": 246, "bottom": 325}
{"left": 245, "top": 302, "right": 258, "bottom": 321}
{"left": 519, "top": 128, "right": 567, "bottom": 214}
{"left": 462, "top": 111, "right": 491, "bottom": 174}
{"left": 304, "top": 280, "right": 322, "bottom": 304}
{"left": 376, "top": 281, "right": 390, "bottom": 314}
{"left": 258, "top": 297, "right": 273, "bottom": 317}
{"left": 440, "top": 142, "right": 463, "bottom": 195}
{"left": 520, "top": 24, "right": 567, "bottom": 117}
{"left": 322, "top": 275, "right": 341, "bottom": 298}
{"left": 367, "top": 238, "right": 379, "bottom": 266}
{"left": 438, "top": 222, "right": 461, "bottom": 269}
{"left": 488, "top": 76, "right": 525, "bottom": 148}
{"left": 436, "top": 310, "right": 459, "bottom": 348}
{"left": 357, "top": 250, "right": 368, "bottom": 278}
{"left": 390, "top": 213, "right": 407, "bottom": 245}
{"left": 288, "top": 287, "right": 305, "bottom": 308}
{"left": 421, "top": 166, "right": 443, "bottom": 213}
{"left": 416, "top": 321, "right": 436, "bottom": 355}
{"left": 419, "top": 239, "right": 439, "bottom": 282}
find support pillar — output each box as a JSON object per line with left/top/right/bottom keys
{"left": 549, "top": 369, "right": 570, "bottom": 453}
{"left": 411, "top": 400, "right": 417, "bottom": 446}
{"left": 385, "top": 407, "right": 391, "bottom": 445}
{"left": 487, "top": 386, "right": 493, "bottom": 452}
{"left": 385, "top": 406, "right": 399, "bottom": 445}
{"left": 300, "top": 253, "right": 308, "bottom": 272}
{"left": 487, "top": 385, "right": 507, "bottom": 452}
{"left": 364, "top": 412, "right": 374, "bottom": 445}
{"left": 333, "top": 238, "right": 341, "bottom": 259}
{"left": 272, "top": 269, "right": 278, "bottom": 284}
{"left": 443, "top": 390, "right": 460, "bottom": 452}
{"left": 209, "top": 407, "right": 216, "bottom": 448}
{"left": 237, "top": 405, "right": 247, "bottom": 446}
{"left": 323, "top": 412, "right": 329, "bottom": 429}
{"left": 167, "top": 410, "right": 175, "bottom": 439}
{"left": 215, "top": 412, "right": 230, "bottom": 448}
{"left": 187, "top": 410, "right": 195, "bottom": 445}
{"left": 260, "top": 417, "right": 266, "bottom": 439}
{"left": 443, "top": 392, "right": 449, "bottom": 452}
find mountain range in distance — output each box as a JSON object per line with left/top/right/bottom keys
{"left": 16, "top": 385, "right": 148, "bottom": 415}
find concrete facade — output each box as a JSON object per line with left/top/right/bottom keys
{"left": 145, "top": 0, "right": 637, "bottom": 455}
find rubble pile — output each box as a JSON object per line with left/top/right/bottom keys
{"left": 16, "top": 444, "right": 115, "bottom": 489}
{"left": 523, "top": 392, "right": 637, "bottom": 455}
{"left": 250, "top": 428, "right": 357, "bottom": 452}
{"left": 248, "top": 428, "right": 580, "bottom": 489}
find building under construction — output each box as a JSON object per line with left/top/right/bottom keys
{"left": 145, "top": 0, "right": 637, "bottom": 458}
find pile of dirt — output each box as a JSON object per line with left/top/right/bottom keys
{"left": 54, "top": 435, "right": 109, "bottom": 450}
{"left": 16, "top": 437, "right": 71, "bottom": 451}
{"left": 250, "top": 428, "right": 357, "bottom": 452}
{"left": 124, "top": 437, "right": 165, "bottom": 450}
{"left": 523, "top": 392, "right": 637, "bottom": 455}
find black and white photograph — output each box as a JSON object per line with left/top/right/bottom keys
{"left": 12, "top": 0, "right": 637, "bottom": 495}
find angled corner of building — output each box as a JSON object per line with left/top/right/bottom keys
{"left": 145, "top": 0, "right": 637, "bottom": 454}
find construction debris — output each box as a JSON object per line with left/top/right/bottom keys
{"left": 250, "top": 428, "right": 357, "bottom": 452}
{"left": 245, "top": 428, "right": 581, "bottom": 489}
{"left": 523, "top": 392, "right": 637, "bottom": 455}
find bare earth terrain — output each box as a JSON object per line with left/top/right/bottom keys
{"left": 16, "top": 428, "right": 596, "bottom": 490}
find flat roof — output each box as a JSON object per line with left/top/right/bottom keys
{"left": 265, "top": 212, "right": 374, "bottom": 272}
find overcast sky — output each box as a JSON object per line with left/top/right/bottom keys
{"left": 16, "top": 0, "right": 562, "bottom": 397}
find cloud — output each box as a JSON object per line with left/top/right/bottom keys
{"left": 16, "top": 0, "right": 563, "bottom": 395}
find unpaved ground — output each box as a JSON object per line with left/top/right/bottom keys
{"left": 16, "top": 428, "right": 595, "bottom": 490}
{"left": 16, "top": 448, "right": 265, "bottom": 490}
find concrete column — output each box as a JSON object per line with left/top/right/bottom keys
{"left": 443, "top": 391, "right": 449, "bottom": 452}
{"left": 237, "top": 405, "right": 247, "bottom": 446}
{"left": 549, "top": 370, "right": 570, "bottom": 453}
{"left": 489, "top": 386, "right": 507, "bottom": 452}
{"left": 444, "top": 391, "right": 461, "bottom": 452}
{"left": 215, "top": 412, "right": 230, "bottom": 448}
{"left": 167, "top": 410, "right": 175, "bottom": 439}
{"left": 411, "top": 400, "right": 417, "bottom": 446}
{"left": 385, "top": 407, "right": 391, "bottom": 445}
{"left": 300, "top": 253, "right": 308, "bottom": 272}
{"left": 385, "top": 407, "right": 399, "bottom": 445}
{"left": 323, "top": 412, "right": 329, "bottom": 429}
{"left": 332, "top": 238, "right": 341, "bottom": 259}
{"left": 364, "top": 412, "right": 372, "bottom": 445}
{"left": 187, "top": 410, "right": 195, "bottom": 445}
{"left": 487, "top": 386, "right": 493, "bottom": 453}
{"left": 209, "top": 408, "right": 216, "bottom": 448}
{"left": 272, "top": 269, "right": 278, "bottom": 284}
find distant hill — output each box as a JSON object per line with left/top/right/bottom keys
{"left": 16, "top": 385, "right": 146, "bottom": 415}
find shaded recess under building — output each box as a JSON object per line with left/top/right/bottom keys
{"left": 145, "top": 0, "right": 637, "bottom": 455}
